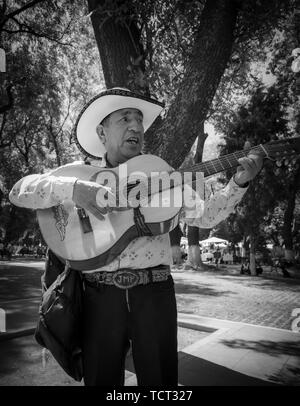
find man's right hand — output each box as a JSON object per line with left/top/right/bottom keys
{"left": 72, "top": 180, "right": 116, "bottom": 220}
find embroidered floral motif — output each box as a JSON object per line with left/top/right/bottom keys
{"left": 12, "top": 188, "right": 19, "bottom": 196}
{"left": 146, "top": 236, "right": 154, "bottom": 242}
{"left": 52, "top": 204, "right": 69, "bottom": 241}
{"left": 145, "top": 251, "right": 153, "bottom": 260}
{"left": 120, "top": 252, "right": 127, "bottom": 259}
{"left": 37, "top": 187, "right": 46, "bottom": 200}
{"left": 10, "top": 165, "right": 248, "bottom": 274}
{"left": 156, "top": 236, "right": 164, "bottom": 243}
{"left": 128, "top": 251, "right": 138, "bottom": 261}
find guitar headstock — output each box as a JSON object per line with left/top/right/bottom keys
{"left": 263, "top": 137, "right": 300, "bottom": 161}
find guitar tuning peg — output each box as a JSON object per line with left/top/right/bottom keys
{"left": 284, "top": 159, "right": 289, "bottom": 165}
{"left": 276, "top": 160, "right": 282, "bottom": 167}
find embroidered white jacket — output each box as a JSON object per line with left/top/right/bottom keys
{"left": 9, "top": 156, "right": 247, "bottom": 273}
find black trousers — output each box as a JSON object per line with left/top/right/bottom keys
{"left": 82, "top": 275, "right": 178, "bottom": 386}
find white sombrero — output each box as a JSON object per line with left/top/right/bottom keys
{"left": 74, "top": 87, "right": 165, "bottom": 159}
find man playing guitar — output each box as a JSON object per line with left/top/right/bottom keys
{"left": 9, "top": 88, "right": 263, "bottom": 386}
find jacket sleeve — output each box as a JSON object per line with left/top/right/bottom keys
{"left": 9, "top": 169, "right": 78, "bottom": 210}
{"left": 182, "top": 177, "right": 248, "bottom": 228}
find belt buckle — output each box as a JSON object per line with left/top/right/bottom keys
{"left": 98, "top": 272, "right": 106, "bottom": 283}
{"left": 112, "top": 270, "right": 140, "bottom": 289}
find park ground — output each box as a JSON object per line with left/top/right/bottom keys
{"left": 0, "top": 257, "right": 299, "bottom": 386}
{"left": 173, "top": 263, "right": 300, "bottom": 330}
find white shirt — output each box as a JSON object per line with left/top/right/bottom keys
{"left": 9, "top": 155, "right": 248, "bottom": 273}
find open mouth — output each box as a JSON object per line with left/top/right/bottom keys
{"left": 126, "top": 137, "right": 139, "bottom": 145}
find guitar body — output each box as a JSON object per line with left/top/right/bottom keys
{"left": 36, "top": 137, "right": 300, "bottom": 270}
{"left": 37, "top": 155, "right": 182, "bottom": 270}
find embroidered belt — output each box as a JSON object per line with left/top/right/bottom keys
{"left": 83, "top": 266, "right": 170, "bottom": 290}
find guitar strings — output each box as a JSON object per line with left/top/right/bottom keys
{"left": 125, "top": 145, "right": 264, "bottom": 197}
{"left": 122, "top": 141, "right": 293, "bottom": 200}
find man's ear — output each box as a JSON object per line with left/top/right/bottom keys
{"left": 96, "top": 124, "right": 106, "bottom": 145}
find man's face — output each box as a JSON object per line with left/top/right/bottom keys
{"left": 97, "top": 108, "right": 144, "bottom": 164}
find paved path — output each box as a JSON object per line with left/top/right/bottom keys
{"left": 1, "top": 259, "right": 299, "bottom": 333}
{"left": 0, "top": 258, "right": 299, "bottom": 386}
{"left": 173, "top": 265, "right": 300, "bottom": 330}
{"left": 176, "top": 314, "right": 300, "bottom": 386}
{"left": 0, "top": 325, "right": 208, "bottom": 386}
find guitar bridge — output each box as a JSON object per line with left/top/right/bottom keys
{"left": 76, "top": 207, "right": 93, "bottom": 234}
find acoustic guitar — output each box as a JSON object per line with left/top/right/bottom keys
{"left": 37, "top": 137, "right": 300, "bottom": 270}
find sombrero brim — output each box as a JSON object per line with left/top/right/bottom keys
{"left": 74, "top": 89, "right": 164, "bottom": 159}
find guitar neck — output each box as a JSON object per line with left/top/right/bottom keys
{"left": 139, "top": 145, "right": 266, "bottom": 198}
{"left": 180, "top": 145, "right": 265, "bottom": 179}
{"left": 127, "top": 137, "right": 299, "bottom": 198}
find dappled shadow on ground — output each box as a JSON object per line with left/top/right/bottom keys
{"left": 221, "top": 338, "right": 300, "bottom": 358}
{"left": 214, "top": 273, "right": 300, "bottom": 292}
{"left": 268, "top": 364, "right": 300, "bottom": 386}
{"left": 177, "top": 352, "right": 278, "bottom": 386}
{"left": 0, "top": 335, "right": 80, "bottom": 386}
{"left": 221, "top": 338, "right": 300, "bottom": 386}
{"left": 125, "top": 351, "right": 277, "bottom": 386}
{"left": 0, "top": 264, "right": 42, "bottom": 301}
{"left": 3, "top": 298, "right": 40, "bottom": 332}
{"left": 175, "top": 281, "right": 236, "bottom": 297}
{"left": 0, "top": 335, "right": 41, "bottom": 377}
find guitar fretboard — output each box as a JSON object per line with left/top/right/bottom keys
{"left": 177, "top": 145, "right": 265, "bottom": 179}
{"left": 135, "top": 145, "right": 266, "bottom": 197}
{"left": 125, "top": 137, "right": 299, "bottom": 197}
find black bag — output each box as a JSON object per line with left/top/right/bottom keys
{"left": 34, "top": 250, "right": 84, "bottom": 381}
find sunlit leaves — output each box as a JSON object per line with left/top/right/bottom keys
{"left": 0, "top": 0, "right": 102, "bottom": 240}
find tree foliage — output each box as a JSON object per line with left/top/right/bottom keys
{"left": 0, "top": 0, "right": 102, "bottom": 241}
{"left": 215, "top": 83, "right": 299, "bottom": 261}
{"left": 0, "top": 0, "right": 299, "bottom": 257}
{"left": 213, "top": 2, "right": 299, "bottom": 263}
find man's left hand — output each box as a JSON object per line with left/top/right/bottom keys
{"left": 234, "top": 153, "right": 263, "bottom": 187}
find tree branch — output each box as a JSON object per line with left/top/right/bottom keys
{"left": 5, "top": 16, "right": 72, "bottom": 45}
{"left": 3, "top": 28, "right": 72, "bottom": 45}
{"left": 56, "top": 84, "right": 73, "bottom": 140}
{"left": 4, "top": 0, "right": 46, "bottom": 22}
{"left": 0, "top": 111, "right": 7, "bottom": 139}
{"left": 144, "top": 0, "right": 240, "bottom": 167}
{"left": 0, "top": 84, "right": 13, "bottom": 114}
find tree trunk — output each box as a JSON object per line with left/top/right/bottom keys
{"left": 145, "top": 0, "right": 239, "bottom": 167}
{"left": 0, "top": 81, "right": 13, "bottom": 114}
{"left": 87, "top": 0, "right": 146, "bottom": 92}
{"left": 249, "top": 233, "right": 256, "bottom": 276}
{"left": 3, "top": 206, "right": 16, "bottom": 242}
{"left": 50, "top": 131, "right": 61, "bottom": 167}
{"left": 187, "top": 226, "right": 200, "bottom": 268}
{"left": 241, "top": 235, "right": 248, "bottom": 258}
{"left": 169, "top": 224, "right": 183, "bottom": 266}
{"left": 88, "top": 0, "right": 240, "bottom": 165}
{"left": 187, "top": 122, "right": 208, "bottom": 269}
{"left": 87, "top": 0, "right": 241, "bottom": 268}
{"left": 282, "top": 164, "right": 300, "bottom": 261}
{"left": 0, "top": 186, "right": 3, "bottom": 218}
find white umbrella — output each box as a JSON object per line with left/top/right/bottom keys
{"left": 199, "top": 237, "right": 228, "bottom": 245}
